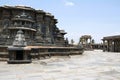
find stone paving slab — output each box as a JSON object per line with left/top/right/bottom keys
{"left": 0, "top": 50, "right": 120, "bottom": 80}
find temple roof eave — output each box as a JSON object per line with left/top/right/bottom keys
{"left": 81, "top": 35, "right": 92, "bottom": 39}
{"left": 60, "top": 30, "right": 67, "bottom": 34}
{"left": 1, "top": 5, "right": 35, "bottom": 11}
{"left": 103, "top": 35, "right": 120, "bottom": 40}
{"left": 8, "top": 27, "right": 37, "bottom": 32}
{"left": 0, "top": 5, "right": 58, "bottom": 23}
{"left": 8, "top": 46, "right": 31, "bottom": 51}
{"left": 12, "top": 18, "right": 35, "bottom": 23}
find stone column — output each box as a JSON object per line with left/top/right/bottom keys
{"left": 109, "top": 40, "right": 112, "bottom": 52}
{"left": 89, "top": 38, "right": 92, "bottom": 49}
{"left": 90, "top": 38, "right": 92, "bottom": 44}
{"left": 117, "top": 40, "right": 119, "bottom": 52}
{"left": 113, "top": 40, "right": 115, "bottom": 52}
{"left": 116, "top": 40, "right": 118, "bottom": 52}
{"left": 118, "top": 41, "right": 120, "bottom": 52}
{"left": 115, "top": 40, "right": 119, "bottom": 52}
{"left": 111, "top": 41, "right": 114, "bottom": 52}
{"left": 119, "top": 41, "right": 120, "bottom": 52}
{"left": 107, "top": 40, "right": 110, "bottom": 52}
{"left": 85, "top": 38, "right": 87, "bottom": 47}
{"left": 103, "top": 40, "right": 105, "bottom": 52}
{"left": 86, "top": 38, "right": 88, "bottom": 44}
{"left": 114, "top": 41, "right": 117, "bottom": 52}
{"left": 50, "top": 20, "right": 55, "bottom": 44}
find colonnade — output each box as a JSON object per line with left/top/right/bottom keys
{"left": 103, "top": 39, "right": 120, "bottom": 52}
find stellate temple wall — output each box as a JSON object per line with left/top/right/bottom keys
{"left": 0, "top": 5, "right": 68, "bottom": 46}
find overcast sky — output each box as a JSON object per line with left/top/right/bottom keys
{"left": 0, "top": 0, "right": 120, "bottom": 43}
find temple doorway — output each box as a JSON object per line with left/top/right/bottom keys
{"left": 16, "top": 51, "right": 23, "bottom": 60}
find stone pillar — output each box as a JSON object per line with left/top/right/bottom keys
{"left": 50, "top": 21, "right": 55, "bottom": 44}
{"left": 113, "top": 41, "right": 115, "bottom": 52}
{"left": 118, "top": 41, "right": 120, "bottom": 52}
{"left": 85, "top": 38, "right": 87, "bottom": 48}
{"left": 114, "top": 41, "right": 116, "bottom": 52}
{"left": 117, "top": 40, "right": 119, "bottom": 52}
{"left": 116, "top": 40, "right": 118, "bottom": 52}
{"left": 107, "top": 40, "right": 110, "bottom": 52}
{"left": 115, "top": 40, "right": 119, "bottom": 52}
{"left": 109, "top": 40, "right": 112, "bottom": 52}
{"left": 90, "top": 38, "right": 92, "bottom": 44}
{"left": 111, "top": 41, "right": 114, "bottom": 52}
{"left": 103, "top": 40, "right": 105, "bottom": 52}
{"left": 86, "top": 38, "right": 88, "bottom": 44}
{"left": 89, "top": 38, "right": 92, "bottom": 49}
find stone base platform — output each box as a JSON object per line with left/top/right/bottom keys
{"left": 7, "top": 60, "right": 32, "bottom": 64}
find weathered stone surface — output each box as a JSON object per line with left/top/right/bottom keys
{"left": 0, "top": 50, "right": 120, "bottom": 80}
{"left": 13, "top": 30, "right": 27, "bottom": 47}
{"left": 0, "top": 5, "right": 68, "bottom": 46}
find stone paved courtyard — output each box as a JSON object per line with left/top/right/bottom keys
{"left": 0, "top": 50, "right": 120, "bottom": 80}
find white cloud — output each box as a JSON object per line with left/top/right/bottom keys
{"left": 65, "top": 1, "right": 75, "bottom": 6}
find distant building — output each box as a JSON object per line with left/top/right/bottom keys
{"left": 91, "top": 43, "right": 104, "bottom": 49}
{"left": 78, "top": 35, "right": 92, "bottom": 50}
{"left": 102, "top": 35, "right": 120, "bottom": 52}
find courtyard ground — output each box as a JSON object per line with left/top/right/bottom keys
{"left": 0, "top": 50, "right": 120, "bottom": 80}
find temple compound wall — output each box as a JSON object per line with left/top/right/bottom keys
{"left": 0, "top": 5, "right": 68, "bottom": 47}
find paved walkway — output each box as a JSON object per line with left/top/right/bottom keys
{"left": 0, "top": 50, "right": 120, "bottom": 80}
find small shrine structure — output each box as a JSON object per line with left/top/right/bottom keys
{"left": 78, "top": 35, "right": 92, "bottom": 50}
{"left": 7, "top": 30, "right": 31, "bottom": 63}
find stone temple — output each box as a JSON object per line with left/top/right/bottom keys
{"left": 0, "top": 5, "right": 68, "bottom": 46}
{"left": 0, "top": 5, "right": 83, "bottom": 63}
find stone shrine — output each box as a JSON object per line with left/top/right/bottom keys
{"left": 7, "top": 30, "right": 31, "bottom": 63}
{"left": 0, "top": 5, "right": 83, "bottom": 63}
